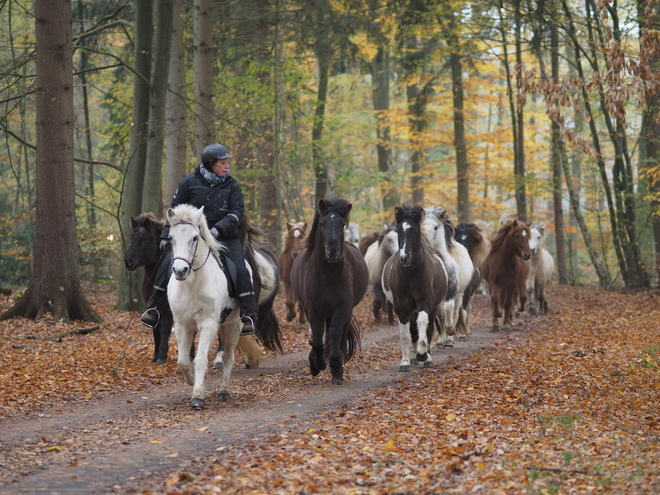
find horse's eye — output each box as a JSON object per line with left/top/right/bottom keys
{"left": 193, "top": 235, "right": 199, "bottom": 242}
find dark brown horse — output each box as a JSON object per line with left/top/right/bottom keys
{"left": 290, "top": 199, "right": 369, "bottom": 384}
{"left": 382, "top": 205, "right": 449, "bottom": 372}
{"left": 481, "top": 219, "right": 532, "bottom": 332}
{"left": 278, "top": 221, "right": 307, "bottom": 324}
{"left": 123, "top": 213, "right": 173, "bottom": 363}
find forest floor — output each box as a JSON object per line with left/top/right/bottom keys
{"left": 0, "top": 283, "right": 659, "bottom": 494}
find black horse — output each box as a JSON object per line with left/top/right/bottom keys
{"left": 290, "top": 199, "right": 369, "bottom": 384}
{"left": 124, "top": 213, "right": 173, "bottom": 364}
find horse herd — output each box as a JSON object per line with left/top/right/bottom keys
{"left": 124, "top": 200, "right": 554, "bottom": 408}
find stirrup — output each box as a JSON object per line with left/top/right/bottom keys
{"left": 240, "top": 315, "right": 255, "bottom": 336}
{"left": 140, "top": 308, "right": 160, "bottom": 328}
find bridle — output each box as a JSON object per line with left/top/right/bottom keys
{"left": 170, "top": 221, "right": 212, "bottom": 273}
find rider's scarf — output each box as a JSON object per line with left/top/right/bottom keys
{"left": 199, "top": 164, "right": 230, "bottom": 184}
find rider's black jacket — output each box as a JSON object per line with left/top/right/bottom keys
{"left": 161, "top": 165, "right": 244, "bottom": 241}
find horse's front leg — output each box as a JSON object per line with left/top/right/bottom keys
{"left": 284, "top": 284, "right": 297, "bottom": 322}
{"left": 188, "top": 319, "right": 217, "bottom": 409}
{"left": 414, "top": 310, "right": 432, "bottom": 365}
{"left": 327, "top": 309, "right": 350, "bottom": 384}
{"left": 218, "top": 321, "right": 240, "bottom": 402}
{"left": 175, "top": 322, "right": 195, "bottom": 386}
{"left": 490, "top": 290, "right": 502, "bottom": 332}
{"left": 155, "top": 310, "right": 173, "bottom": 364}
{"left": 307, "top": 312, "right": 327, "bottom": 377}
{"left": 398, "top": 317, "right": 414, "bottom": 372}
{"left": 502, "top": 290, "right": 517, "bottom": 331}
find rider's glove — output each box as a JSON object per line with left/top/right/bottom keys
{"left": 209, "top": 227, "right": 219, "bottom": 239}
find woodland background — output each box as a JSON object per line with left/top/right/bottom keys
{"left": 1, "top": 0, "right": 660, "bottom": 321}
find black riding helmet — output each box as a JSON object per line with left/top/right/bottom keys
{"left": 201, "top": 144, "right": 232, "bottom": 171}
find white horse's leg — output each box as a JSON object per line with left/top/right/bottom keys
{"left": 218, "top": 322, "right": 240, "bottom": 402}
{"left": 176, "top": 322, "right": 195, "bottom": 386}
{"left": 399, "top": 321, "right": 413, "bottom": 372}
{"left": 415, "top": 310, "right": 431, "bottom": 362}
{"left": 189, "top": 319, "right": 217, "bottom": 409}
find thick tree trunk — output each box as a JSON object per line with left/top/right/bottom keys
{"left": 640, "top": 0, "right": 660, "bottom": 286}
{"left": 312, "top": 0, "right": 330, "bottom": 203}
{"left": 143, "top": 0, "right": 174, "bottom": 217}
{"left": 371, "top": 46, "right": 397, "bottom": 212}
{"left": 117, "top": 0, "right": 153, "bottom": 311}
{"left": 450, "top": 50, "right": 469, "bottom": 222}
{"left": 194, "top": 0, "right": 215, "bottom": 152}
{"left": 2, "top": 0, "right": 99, "bottom": 323}
{"left": 513, "top": 0, "right": 527, "bottom": 222}
{"left": 165, "top": 0, "right": 187, "bottom": 210}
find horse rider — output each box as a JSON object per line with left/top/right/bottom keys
{"left": 140, "top": 143, "right": 258, "bottom": 336}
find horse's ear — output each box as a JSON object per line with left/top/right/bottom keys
{"left": 538, "top": 223, "right": 546, "bottom": 234}
{"left": 286, "top": 222, "right": 294, "bottom": 230}
{"left": 318, "top": 199, "right": 328, "bottom": 211}
{"left": 302, "top": 222, "right": 308, "bottom": 231}
{"left": 130, "top": 217, "right": 137, "bottom": 230}
{"left": 347, "top": 203, "right": 353, "bottom": 213}
{"left": 167, "top": 208, "right": 175, "bottom": 219}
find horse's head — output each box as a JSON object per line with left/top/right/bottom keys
{"left": 421, "top": 206, "right": 455, "bottom": 254}
{"left": 285, "top": 221, "right": 307, "bottom": 260}
{"left": 168, "top": 205, "right": 220, "bottom": 280}
{"left": 503, "top": 219, "right": 532, "bottom": 261}
{"left": 315, "top": 199, "right": 352, "bottom": 262}
{"left": 528, "top": 224, "right": 545, "bottom": 255}
{"left": 394, "top": 205, "right": 424, "bottom": 266}
{"left": 381, "top": 226, "right": 399, "bottom": 258}
{"left": 124, "top": 213, "right": 163, "bottom": 271}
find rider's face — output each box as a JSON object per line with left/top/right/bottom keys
{"left": 212, "top": 158, "right": 230, "bottom": 176}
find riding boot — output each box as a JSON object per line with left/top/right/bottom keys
{"left": 238, "top": 292, "right": 258, "bottom": 336}
{"left": 140, "top": 288, "right": 165, "bottom": 328}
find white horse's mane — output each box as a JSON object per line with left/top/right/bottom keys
{"left": 168, "top": 204, "right": 225, "bottom": 258}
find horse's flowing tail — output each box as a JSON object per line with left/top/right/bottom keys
{"left": 258, "top": 309, "right": 284, "bottom": 353}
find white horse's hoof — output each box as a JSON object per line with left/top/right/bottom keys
{"left": 423, "top": 361, "right": 434, "bottom": 368}
{"left": 191, "top": 398, "right": 205, "bottom": 409}
{"left": 214, "top": 361, "right": 223, "bottom": 370}
{"left": 399, "top": 365, "right": 411, "bottom": 372}
{"left": 444, "top": 340, "right": 454, "bottom": 348}
{"left": 218, "top": 392, "right": 231, "bottom": 402}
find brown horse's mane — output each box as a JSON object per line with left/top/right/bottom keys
{"left": 305, "top": 198, "right": 352, "bottom": 251}
{"left": 135, "top": 212, "right": 164, "bottom": 230}
{"left": 490, "top": 219, "right": 529, "bottom": 253}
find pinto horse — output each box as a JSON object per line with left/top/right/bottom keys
{"left": 481, "top": 219, "right": 532, "bottom": 332}
{"left": 364, "top": 225, "right": 398, "bottom": 325}
{"left": 382, "top": 205, "right": 449, "bottom": 372}
{"left": 291, "top": 199, "right": 369, "bottom": 384}
{"left": 279, "top": 221, "right": 307, "bottom": 324}
{"left": 123, "top": 213, "right": 175, "bottom": 364}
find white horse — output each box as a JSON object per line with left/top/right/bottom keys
{"left": 422, "top": 207, "right": 475, "bottom": 348}
{"left": 527, "top": 225, "right": 554, "bottom": 315}
{"left": 167, "top": 204, "right": 243, "bottom": 408}
{"left": 364, "top": 225, "right": 398, "bottom": 325}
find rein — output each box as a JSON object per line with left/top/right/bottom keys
{"left": 171, "top": 221, "right": 213, "bottom": 272}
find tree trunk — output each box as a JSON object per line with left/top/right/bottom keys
{"left": 513, "top": 0, "right": 527, "bottom": 222}
{"left": 450, "top": 49, "right": 469, "bottom": 222}
{"left": 165, "top": 0, "right": 187, "bottom": 211}
{"left": 640, "top": 0, "right": 660, "bottom": 286}
{"left": 312, "top": 0, "right": 330, "bottom": 203}
{"left": 117, "top": 0, "right": 153, "bottom": 311}
{"left": 2, "top": 0, "right": 99, "bottom": 323}
{"left": 142, "top": 0, "right": 174, "bottom": 217}
{"left": 550, "top": 9, "right": 568, "bottom": 284}
{"left": 194, "top": 0, "right": 215, "bottom": 152}
{"left": 371, "top": 46, "right": 397, "bottom": 212}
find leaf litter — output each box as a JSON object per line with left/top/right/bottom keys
{"left": 1, "top": 283, "right": 659, "bottom": 493}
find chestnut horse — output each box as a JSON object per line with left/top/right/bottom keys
{"left": 481, "top": 219, "right": 532, "bottom": 332}
{"left": 279, "top": 221, "right": 308, "bottom": 324}
{"left": 291, "top": 199, "right": 369, "bottom": 384}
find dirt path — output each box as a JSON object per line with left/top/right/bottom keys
{"left": 0, "top": 319, "right": 507, "bottom": 494}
